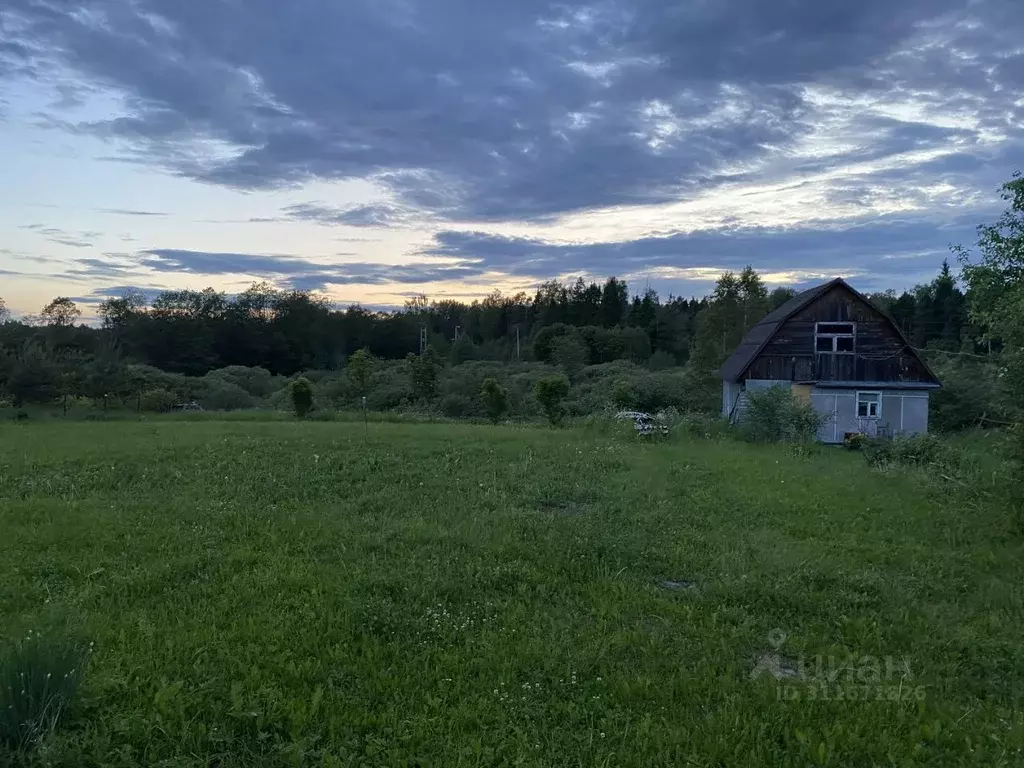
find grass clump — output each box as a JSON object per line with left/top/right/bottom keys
{"left": 0, "top": 632, "right": 90, "bottom": 758}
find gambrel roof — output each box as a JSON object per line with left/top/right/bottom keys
{"left": 718, "top": 277, "right": 940, "bottom": 384}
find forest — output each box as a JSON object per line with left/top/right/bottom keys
{"left": 1, "top": 174, "right": 1021, "bottom": 434}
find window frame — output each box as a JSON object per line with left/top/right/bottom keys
{"left": 814, "top": 321, "right": 857, "bottom": 354}
{"left": 856, "top": 390, "right": 882, "bottom": 420}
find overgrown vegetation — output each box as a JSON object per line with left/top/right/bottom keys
{"left": 740, "top": 386, "right": 824, "bottom": 444}
{"left": 0, "top": 632, "right": 90, "bottom": 759}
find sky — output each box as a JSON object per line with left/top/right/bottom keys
{"left": 1, "top": 0, "right": 1022, "bottom": 319}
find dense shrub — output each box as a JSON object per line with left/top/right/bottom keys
{"left": 139, "top": 388, "right": 176, "bottom": 413}
{"left": 200, "top": 381, "right": 256, "bottom": 411}
{"left": 549, "top": 336, "right": 588, "bottom": 379}
{"left": 929, "top": 355, "right": 1013, "bottom": 432}
{"left": 366, "top": 382, "right": 412, "bottom": 411}
{"left": 204, "top": 366, "right": 279, "bottom": 398}
{"left": 479, "top": 378, "right": 510, "bottom": 423}
{"left": 741, "top": 386, "right": 824, "bottom": 443}
{"left": 862, "top": 434, "right": 948, "bottom": 468}
{"left": 535, "top": 374, "right": 570, "bottom": 426}
{"left": 647, "top": 350, "right": 678, "bottom": 371}
{"left": 440, "top": 393, "right": 475, "bottom": 419}
{"left": 290, "top": 377, "right": 314, "bottom": 418}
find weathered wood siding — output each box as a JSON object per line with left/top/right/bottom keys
{"left": 743, "top": 285, "right": 933, "bottom": 383}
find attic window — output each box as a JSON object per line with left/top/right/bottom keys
{"left": 815, "top": 322, "right": 856, "bottom": 353}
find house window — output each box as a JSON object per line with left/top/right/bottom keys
{"left": 815, "top": 322, "right": 856, "bottom": 353}
{"left": 857, "top": 391, "right": 881, "bottom": 419}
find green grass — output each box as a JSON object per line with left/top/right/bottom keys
{"left": 0, "top": 421, "right": 1022, "bottom": 766}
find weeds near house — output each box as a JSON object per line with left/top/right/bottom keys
{"left": 0, "top": 632, "right": 90, "bottom": 757}
{"left": 741, "top": 386, "right": 824, "bottom": 443}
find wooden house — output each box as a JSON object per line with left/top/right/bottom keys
{"left": 719, "top": 278, "right": 941, "bottom": 443}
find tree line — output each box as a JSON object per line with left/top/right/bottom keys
{"left": 0, "top": 173, "right": 1020, "bottom": 430}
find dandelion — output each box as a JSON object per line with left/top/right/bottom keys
{"left": 600, "top": 732, "right": 606, "bottom": 738}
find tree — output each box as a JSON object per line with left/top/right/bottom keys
{"left": 7, "top": 343, "right": 57, "bottom": 406}
{"left": 290, "top": 377, "right": 314, "bottom": 418}
{"left": 346, "top": 348, "right": 376, "bottom": 396}
{"left": 549, "top": 334, "right": 588, "bottom": 379}
{"left": 408, "top": 348, "right": 441, "bottom": 401}
{"left": 99, "top": 289, "right": 147, "bottom": 329}
{"left": 768, "top": 287, "right": 795, "bottom": 311}
{"left": 958, "top": 172, "right": 1024, "bottom": 406}
{"left": 479, "top": 378, "right": 510, "bottom": 423}
{"left": 40, "top": 297, "right": 81, "bottom": 327}
{"left": 600, "top": 278, "right": 629, "bottom": 327}
{"left": 534, "top": 374, "right": 570, "bottom": 426}
{"left": 957, "top": 172, "right": 1024, "bottom": 508}
{"left": 0, "top": 296, "right": 9, "bottom": 324}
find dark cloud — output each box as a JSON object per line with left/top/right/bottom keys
{"left": 139, "top": 248, "right": 483, "bottom": 289}
{"left": 3, "top": 0, "right": 1019, "bottom": 222}
{"left": 426, "top": 214, "right": 977, "bottom": 292}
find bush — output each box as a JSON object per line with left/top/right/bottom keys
{"left": 929, "top": 355, "right": 1013, "bottom": 432}
{"left": 672, "top": 411, "right": 731, "bottom": 440}
{"left": 139, "top": 388, "right": 176, "bottom": 413}
{"left": 535, "top": 374, "right": 570, "bottom": 426}
{"left": 0, "top": 633, "right": 90, "bottom": 755}
{"left": 647, "top": 350, "right": 677, "bottom": 371}
{"left": 862, "top": 434, "right": 948, "bottom": 468}
{"left": 741, "top": 385, "right": 824, "bottom": 443}
{"left": 479, "top": 378, "right": 510, "bottom": 423}
{"left": 440, "top": 393, "right": 474, "bottom": 419}
{"left": 204, "top": 366, "right": 278, "bottom": 398}
{"left": 290, "top": 377, "right": 314, "bottom": 418}
{"left": 200, "top": 381, "right": 256, "bottom": 411}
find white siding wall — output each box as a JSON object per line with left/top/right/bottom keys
{"left": 810, "top": 388, "right": 931, "bottom": 443}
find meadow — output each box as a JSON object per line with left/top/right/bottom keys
{"left": 0, "top": 419, "right": 1022, "bottom": 766}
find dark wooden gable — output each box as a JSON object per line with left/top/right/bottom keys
{"left": 730, "top": 280, "right": 939, "bottom": 385}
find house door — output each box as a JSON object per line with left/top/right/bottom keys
{"left": 810, "top": 392, "right": 838, "bottom": 443}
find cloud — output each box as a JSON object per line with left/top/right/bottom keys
{"left": 96, "top": 208, "right": 168, "bottom": 217}
{"left": 19, "top": 224, "right": 102, "bottom": 248}
{"left": 138, "top": 248, "right": 483, "bottom": 289}
{"left": 426, "top": 213, "right": 977, "bottom": 292}
{"left": 282, "top": 201, "right": 416, "bottom": 228}
{"left": 3, "top": 0, "right": 1019, "bottom": 225}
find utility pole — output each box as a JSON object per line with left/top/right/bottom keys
{"left": 454, "top": 325, "right": 461, "bottom": 343}
{"left": 419, "top": 325, "right": 427, "bottom": 356}
{"left": 515, "top": 325, "right": 521, "bottom": 362}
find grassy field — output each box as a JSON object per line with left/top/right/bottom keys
{"left": 1, "top": 420, "right": 1022, "bottom": 766}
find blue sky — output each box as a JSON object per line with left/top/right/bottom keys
{"left": 1, "top": 0, "right": 1021, "bottom": 317}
